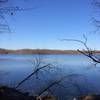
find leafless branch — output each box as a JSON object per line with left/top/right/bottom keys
{"left": 37, "top": 74, "right": 82, "bottom": 96}
{"left": 60, "top": 34, "right": 100, "bottom": 65}
{"left": 77, "top": 49, "right": 100, "bottom": 63}
{"left": 15, "top": 63, "right": 51, "bottom": 89}
{"left": 0, "top": 0, "right": 38, "bottom": 33}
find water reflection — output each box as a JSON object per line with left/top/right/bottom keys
{"left": 0, "top": 54, "right": 100, "bottom": 100}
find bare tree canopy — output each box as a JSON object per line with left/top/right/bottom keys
{"left": 0, "top": 0, "right": 35, "bottom": 33}
{"left": 91, "top": 0, "right": 100, "bottom": 32}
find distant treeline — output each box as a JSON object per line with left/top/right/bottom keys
{"left": 0, "top": 48, "right": 100, "bottom": 54}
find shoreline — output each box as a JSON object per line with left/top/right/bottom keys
{"left": 0, "top": 48, "right": 100, "bottom": 55}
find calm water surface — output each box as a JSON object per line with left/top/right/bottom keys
{"left": 0, "top": 54, "right": 100, "bottom": 99}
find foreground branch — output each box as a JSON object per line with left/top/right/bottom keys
{"left": 15, "top": 64, "right": 51, "bottom": 89}
{"left": 60, "top": 35, "right": 100, "bottom": 65}
{"left": 38, "top": 74, "right": 82, "bottom": 96}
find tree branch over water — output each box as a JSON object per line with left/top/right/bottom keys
{"left": 60, "top": 34, "right": 100, "bottom": 65}
{"left": 15, "top": 54, "right": 58, "bottom": 89}
{"left": 37, "top": 74, "right": 83, "bottom": 96}
{"left": 15, "top": 63, "right": 52, "bottom": 89}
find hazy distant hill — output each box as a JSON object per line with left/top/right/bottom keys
{"left": 0, "top": 48, "right": 100, "bottom": 54}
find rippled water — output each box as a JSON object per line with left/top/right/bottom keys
{"left": 0, "top": 54, "right": 100, "bottom": 100}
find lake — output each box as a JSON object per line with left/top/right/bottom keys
{"left": 0, "top": 54, "right": 100, "bottom": 100}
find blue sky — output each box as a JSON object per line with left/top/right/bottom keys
{"left": 0, "top": 0, "right": 100, "bottom": 50}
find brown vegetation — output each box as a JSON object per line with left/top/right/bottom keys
{"left": 1, "top": 48, "right": 100, "bottom": 54}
